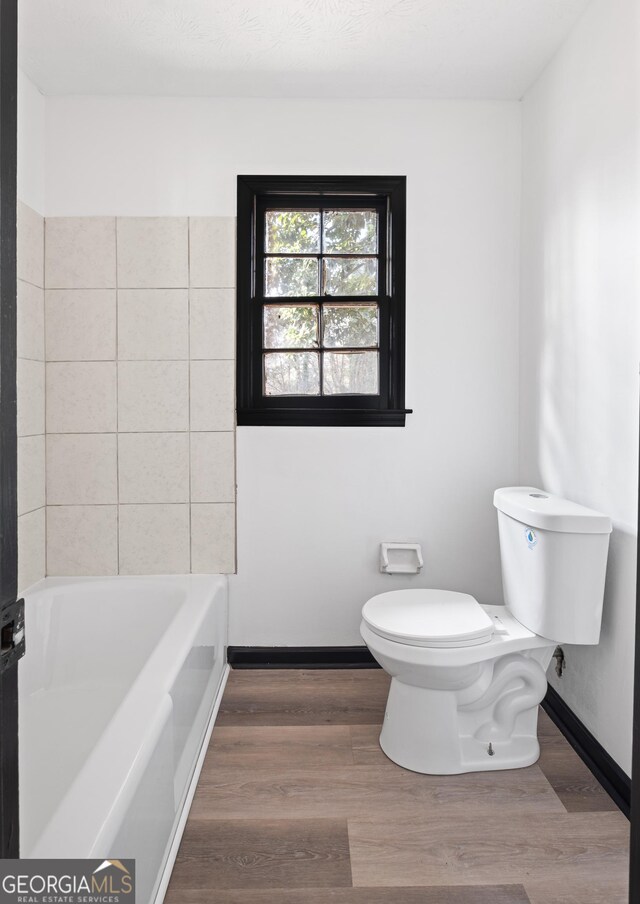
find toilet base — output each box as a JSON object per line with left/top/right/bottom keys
{"left": 380, "top": 717, "right": 541, "bottom": 774}
{"left": 378, "top": 663, "right": 547, "bottom": 775}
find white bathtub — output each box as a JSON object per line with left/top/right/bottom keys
{"left": 19, "top": 575, "right": 229, "bottom": 904}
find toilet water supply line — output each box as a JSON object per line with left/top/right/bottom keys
{"left": 459, "top": 653, "right": 548, "bottom": 742}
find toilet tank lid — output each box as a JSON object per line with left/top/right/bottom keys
{"left": 493, "top": 487, "right": 612, "bottom": 534}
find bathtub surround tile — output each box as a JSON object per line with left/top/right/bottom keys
{"left": 47, "top": 505, "right": 118, "bottom": 576}
{"left": 17, "top": 280, "right": 44, "bottom": 361}
{"left": 189, "top": 217, "right": 236, "bottom": 288}
{"left": 38, "top": 212, "right": 237, "bottom": 577}
{"left": 18, "top": 435, "right": 46, "bottom": 515}
{"left": 18, "top": 507, "right": 45, "bottom": 593}
{"left": 118, "top": 433, "right": 189, "bottom": 504}
{"left": 119, "top": 504, "right": 190, "bottom": 574}
{"left": 189, "top": 289, "right": 235, "bottom": 360}
{"left": 17, "top": 202, "right": 44, "bottom": 288}
{"left": 165, "top": 886, "right": 532, "bottom": 904}
{"left": 117, "top": 217, "right": 189, "bottom": 288}
{"left": 190, "top": 432, "right": 235, "bottom": 503}
{"left": 203, "top": 726, "right": 355, "bottom": 770}
{"left": 47, "top": 434, "right": 118, "bottom": 505}
{"left": 190, "top": 504, "right": 235, "bottom": 573}
{"left": 46, "top": 362, "right": 117, "bottom": 433}
{"left": 118, "top": 361, "right": 189, "bottom": 432}
{"left": 169, "top": 818, "right": 351, "bottom": 890}
{"left": 17, "top": 358, "right": 45, "bottom": 437}
{"left": 45, "top": 290, "right": 116, "bottom": 361}
{"left": 118, "top": 289, "right": 189, "bottom": 360}
{"left": 190, "top": 360, "right": 235, "bottom": 431}
{"left": 45, "top": 217, "right": 116, "bottom": 288}
{"left": 217, "top": 669, "right": 390, "bottom": 727}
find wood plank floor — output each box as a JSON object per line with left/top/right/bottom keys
{"left": 165, "top": 669, "right": 629, "bottom": 904}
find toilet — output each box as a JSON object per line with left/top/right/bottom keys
{"left": 361, "top": 487, "right": 612, "bottom": 775}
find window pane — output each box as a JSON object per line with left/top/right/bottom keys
{"left": 264, "top": 352, "right": 320, "bottom": 395}
{"left": 323, "top": 351, "right": 379, "bottom": 395}
{"left": 265, "top": 258, "right": 318, "bottom": 296}
{"left": 323, "top": 258, "right": 377, "bottom": 296}
{"left": 323, "top": 210, "right": 378, "bottom": 253}
{"left": 323, "top": 304, "right": 378, "bottom": 348}
{"left": 265, "top": 210, "right": 320, "bottom": 253}
{"left": 264, "top": 305, "right": 318, "bottom": 349}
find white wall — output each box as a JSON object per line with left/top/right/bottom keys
{"left": 44, "top": 97, "right": 522, "bottom": 646}
{"left": 520, "top": 0, "right": 640, "bottom": 773}
{"left": 18, "top": 70, "right": 45, "bottom": 214}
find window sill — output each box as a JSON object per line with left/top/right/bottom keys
{"left": 237, "top": 408, "right": 412, "bottom": 427}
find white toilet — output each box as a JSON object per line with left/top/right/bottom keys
{"left": 361, "top": 487, "right": 612, "bottom": 775}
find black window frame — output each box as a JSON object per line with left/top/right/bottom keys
{"left": 236, "top": 175, "right": 407, "bottom": 427}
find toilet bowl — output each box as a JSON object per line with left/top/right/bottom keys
{"left": 361, "top": 487, "right": 612, "bottom": 775}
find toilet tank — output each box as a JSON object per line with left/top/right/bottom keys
{"left": 494, "top": 487, "right": 612, "bottom": 644}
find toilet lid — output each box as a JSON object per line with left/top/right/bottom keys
{"left": 362, "top": 589, "right": 495, "bottom": 648}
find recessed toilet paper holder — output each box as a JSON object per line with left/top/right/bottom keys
{"left": 380, "top": 543, "right": 424, "bottom": 574}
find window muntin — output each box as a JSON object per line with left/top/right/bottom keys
{"left": 258, "top": 204, "right": 382, "bottom": 399}
{"left": 236, "top": 176, "right": 406, "bottom": 427}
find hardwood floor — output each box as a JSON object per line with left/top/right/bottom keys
{"left": 165, "top": 669, "right": 629, "bottom": 904}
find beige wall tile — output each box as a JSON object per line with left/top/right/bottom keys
{"left": 47, "top": 434, "right": 118, "bottom": 505}
{"left": 118, "top": 289, "right": 188, "bottom": 360}
{"left": 117, "top": 217, "right": 188, "bottom": 288}
{"left": 17, "top": 358, "right": 45, "bottom": 437}
{"left": 190, "top": 288, "right": 235, "bottom": 360}
{"left": 45, "top": 290, "right": 116, "bottom": 361}
{"left": 46, "top": 362, "right": 117, "bottom": 433}
{"left": 47, "top": 505, "right": 118, "bottom": 576}
{"left": 17, "top": 280, "right": 44, "bottom": 361}
{"left": 190, "top": 432, "right": 235, "bottom": 503}
{"left": 18, "top": 435, "right": 45, "bottom": 515}
{"left": 118, "top": 361, "right": 189, "bottom": 432}
{"left": 191, "top": 503, "right": 236, "bottom": 573}
{"left": 45, "top": 217, "right": 116, "bottom": 288}
{"left": 35, "top": 212, "right": 238, "bottom": 579}
{"left": 189, "top": 217, "right": 236, "bottom": 288}
{"left": 119, "top": 504, "right": 190, "bottom": 574}
{"left": 118, "top": 433, "right": 189, "bottom": 503}
{"left": 18, "top": 507, "right": 45, "bottom": 593}
{"left": 17, "top": 202, "right": 44, "bottom": 288}
{"left": 190, "top": 360, "right": 235, "bottom": 431}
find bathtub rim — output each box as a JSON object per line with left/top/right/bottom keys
{"left": 21, "top": 573, "right": 228, "bottom": 860}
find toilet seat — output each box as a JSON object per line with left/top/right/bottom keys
{"left": 362, "top": 589, "right": 495, "bottom": 648}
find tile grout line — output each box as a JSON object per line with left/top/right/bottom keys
{"left": 45, "top": 502, "right": 229, "bottom": 507}
{"left": 44, "top": 357, "right": 234, "bottom": 363}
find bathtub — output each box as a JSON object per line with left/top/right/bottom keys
{"left": 19, "top": 575, "right": 229, "bottom": 904}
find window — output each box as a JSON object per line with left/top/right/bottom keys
{"left": 236, "top": 176, "right": 407, "bottom": 426}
